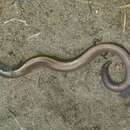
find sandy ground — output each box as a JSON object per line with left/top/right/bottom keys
{"left": 0, "top": 0, "right": 130, "bottom": 130}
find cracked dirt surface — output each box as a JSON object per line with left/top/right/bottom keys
{"left": 0, "top": 0, "right": 130, "bottom": 130}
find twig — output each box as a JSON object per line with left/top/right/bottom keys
{"left": 123, "top": 9, "right": 127, "bottom": 32}
{"left": 3, "top": 18, "right": 29, "bottom": 26}
{"left": 8, "top": 109, "right": 26, "bottom": 130}
{"left": 76, "top": 0, "right": 89, "bottom": 4}
{"left": 27, "top": 32, "right": 41, "bottom": 40}
{"left": 119, "top": 2, "right": 130, "bottom": 32}
{"left": 119, "top": 4, "right": 130, "bottom": 9}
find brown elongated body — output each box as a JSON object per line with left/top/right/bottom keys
{"left": 1, "top": 42, "right": 130, "bottom": 92}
